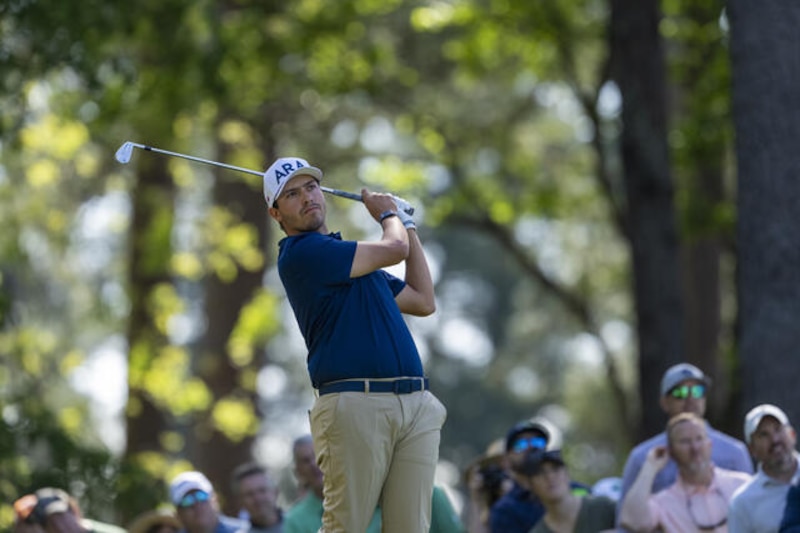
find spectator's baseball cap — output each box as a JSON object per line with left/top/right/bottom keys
{"left": 660, "top": 363, "right": 710, "bottom": 396}
{"left": 512, "top": 449, "right": 565, "bottom": 476}
{"left": 13, "top": 488, "right": 72, "bottom": 525}
{"left": 505, "top": 419, "right": 550, "bottom": 452}
{"left": 263, "top": 157, "right": 323, "bottom": 206}
{"left": 169, "top": 471, "right": 214, "bottom": 506}
{"left": 744, "top": 403, "right": 790, "bottom": 443}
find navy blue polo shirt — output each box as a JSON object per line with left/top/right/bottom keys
{"left": 277, "top": 231, "right": 424, "bottom": 388}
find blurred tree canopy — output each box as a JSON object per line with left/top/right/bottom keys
{"left": 2, "top": 0, "right": 795, "bottom": 527}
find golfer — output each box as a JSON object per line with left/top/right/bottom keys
{"left": 264, "top": 157, "right": 447, "bottom": 533}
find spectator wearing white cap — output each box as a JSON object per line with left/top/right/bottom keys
{"left": 619, "top": 363, "right": 753, "bottom": 509}
{"left": 170, "top": 471, "right": 245, "bottom": 533}
{"left": 727, "top": 404, "right": 799, "bottom": 533}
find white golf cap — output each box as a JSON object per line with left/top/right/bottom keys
{"left": 263, "top": 157, "right": 323, "bottom": 206}
{"left": 744, "top": 403, "right": 789, "bottom": 443}
{"left": 660, "top": 363, "right": 709, "bottom": 396}
{"left": 169, "top": 471, "right": 213, "bottom": 505}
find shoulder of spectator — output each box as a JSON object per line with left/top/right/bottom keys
{"left": 707, "top": 426, "right": 749, "bottom": 448}
{"left": 625, "top": 433, "right": 668, "bottom": 466}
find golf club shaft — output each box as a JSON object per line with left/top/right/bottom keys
{"left": 139, "top": 143, "right": 263, "bottom": 177}
{"left": 121, "top": 142, "right": 366, "bottom": 204}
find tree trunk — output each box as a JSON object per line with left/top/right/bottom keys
{"left": 610, "top": 0, "right": 685, "bottom": 440}
{"left": 666, "top": 0, "right": 735, "bottom": 431}
{"left": 123, "top": 156, "right": 177, "bottom": 513}
{"left": 729, "top": 0, "right": 800, "bottom": 425}
{"left": 192, "top": 137, "right": 272, "bottom": 515}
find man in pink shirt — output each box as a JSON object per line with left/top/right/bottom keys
{"left": 619, "top": 412, "right": 752, "bottom": 532}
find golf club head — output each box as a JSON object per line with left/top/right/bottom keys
{"left": 115, "top": 142, "right": 135, "bottom": 164}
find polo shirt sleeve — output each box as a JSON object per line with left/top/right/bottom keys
{"left": 379, "top": 270, "right": 406, "bottom": 297}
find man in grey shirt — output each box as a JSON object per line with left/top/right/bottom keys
{"left": 619, "top": 363, "right": 753, "bottom": 503}
{"left": 728, "top": 404, "right": 800, "bottom": 533}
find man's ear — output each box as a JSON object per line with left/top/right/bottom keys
{"left": 268, "top": 206, "right": 281, "bottom": 222}
{"left": 268, "top": 207, "right": 287, "bottom": 233}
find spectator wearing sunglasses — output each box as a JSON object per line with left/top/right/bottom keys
{"left": 619, "top": 412, "right": 751, "bottom": 532}
{"left": 619, "top": 363, "right": 753, "bottom": 511}
{"left": 488, "top": 419, "right": 589, "bottom": 533}
{"left": 170, "top": 471, "right": 246, "bottom": 533}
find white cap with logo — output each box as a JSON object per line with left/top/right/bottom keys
{"left": 169, "top": 471, "right": 214, "bottom": 506}
{"left": 744, "top": 403, "right": 789, "bottom": 443}
{"left": 263, "top": 157, "right": 323, "bottom": 206}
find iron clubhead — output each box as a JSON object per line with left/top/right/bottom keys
{"left": 115, "top": 142, "right": 135, "bottom": 164}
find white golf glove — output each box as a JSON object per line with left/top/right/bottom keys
{"left": 393, "top": 196, "right": 415, "bottom": 216}
{"left": 397, "top": 208, "right": 416, "bottom": 230}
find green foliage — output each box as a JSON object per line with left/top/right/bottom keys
{"left": 228, "top": 290, "right": 281, "bottom": 368}
{"left": 662, "top": 0, "right": 735, "bottom": 239}
{"left": 0, "top": 395, "right": 122, "bottom": 529}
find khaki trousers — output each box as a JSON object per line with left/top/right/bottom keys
{"left": 309, "top": 388, "right": 447, "bottom": 533}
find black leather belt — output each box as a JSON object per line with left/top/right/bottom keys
{"left": 318, "top": 377, "right": 429, "bottom": 396}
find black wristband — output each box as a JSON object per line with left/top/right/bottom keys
{"left": 379, "top": 210, "right": 398, "bottom": 223}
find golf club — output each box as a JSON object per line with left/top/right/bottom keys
{"left": 115, "top": 141, "right": 414, "bottom": 214}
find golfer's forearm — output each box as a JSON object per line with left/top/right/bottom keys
{"left": 404, "top": 231, "right": 435, "bottom": 314}
{"left": 376, "top": 216, "right": 409, "bottom": 264}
